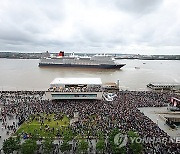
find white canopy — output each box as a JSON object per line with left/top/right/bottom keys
{"left": 50, "top": 78, "right": 102, "bottom": 86}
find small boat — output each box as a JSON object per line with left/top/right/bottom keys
{"left": 135, "top": 67, "right": 140, "bottom": 69}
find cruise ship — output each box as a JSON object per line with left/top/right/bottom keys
{"left": 39, "top": 51, "right": 126, "bottom": 69}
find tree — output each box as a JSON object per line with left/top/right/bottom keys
{"left": 60, "top": 141, "right": 71, "bottom": 153}
{"left": 63, "top": 129, "right": 74, "bottom": 142}
{"left": 96, "top": 139, "right": 105, "bottom": 153}
{"left": 97, "top": 130, "right": 104, "bottom": 140}
{"left": 108, "top": 128, "right": 126, "bottom": 154}
{"left": 128, "top": 131, "right": 143, "bottom": 154}
{"left": 2, "top": 137, "right": 20, "bottom": 154}
{"left": 21, "top": 139, "right": 37, "bottom": 154}
{"left": 77, "top": 140, "right": 88, "bottom": 154}
{"left": 43, "top": 138, "right": 54, "bottom": 154}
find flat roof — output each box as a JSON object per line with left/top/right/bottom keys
{"left": 50, "top": 78, "right": 102, "bottom": 85}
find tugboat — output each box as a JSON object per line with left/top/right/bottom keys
{"left": 39, "top": 51, "right": 126, "bottom": 69}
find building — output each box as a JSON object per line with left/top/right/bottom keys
{"left": 147, "top": 83, "right": 180, "bottom": 91}
{"left": 46, "top": 78, "right": 103, "bottom": 100}
{"left": 103, "top": 83, "right": 119, "bottom": 90}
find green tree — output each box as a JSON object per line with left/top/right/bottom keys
{"left": 2, "top": 137, "right": 20, "bottom": 154}
{"left": 63, "top": 129, "right": 74, "bottom": 142}
{"left": 43, "top": 138, "right": 54, "bottom": 154}
{"left": 97, "top": 130, "right": 104, "bottom": 139}
{"left": 108, "top": 128, "right": 126, "bottom": 154}
{"left": 77, "top": 140, "right": 88, "bottom": 154}
{"left": 96, "top": 139, "right": 105, "bottom": 153}
{"left": 21, "top": 139, "right": 37, "bottom": 154}
{"left": 128, "top": 131, "right": 143, "bottom": 154}
{"left": 60, "top": 141, "right": 71, "bottom": 153}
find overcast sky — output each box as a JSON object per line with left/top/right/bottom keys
{"left": 0, "top": 0, "right": 180, "bottom": 55}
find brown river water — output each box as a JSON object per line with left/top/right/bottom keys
{"left": 0, "top": 59, "right": 180, "bottom": 91}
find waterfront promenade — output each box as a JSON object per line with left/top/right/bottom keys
{"left": 0, "top": 90, "right": 180, "bottom": 153}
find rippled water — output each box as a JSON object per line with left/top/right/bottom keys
{"left": 0, "top": 59, "right": 180, "bottom": 91}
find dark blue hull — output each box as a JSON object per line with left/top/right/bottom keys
{"left": 39, "top": 63, "right": 125, "bottom": 69}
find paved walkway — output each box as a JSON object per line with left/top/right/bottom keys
{"left": 0, "top": 118, "right": 18, "bottom": 150}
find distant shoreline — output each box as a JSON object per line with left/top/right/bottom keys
{"left": 0, "top": 52, "right": 180, "bottom": 60}
{"left": 0, "top": 57, "right": 180, "bottom": 60}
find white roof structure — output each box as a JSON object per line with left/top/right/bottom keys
{"left": 50, "top": 78, "right": 102, "bottom": 86}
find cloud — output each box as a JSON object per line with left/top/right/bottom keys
{"left": 0, "top": 0, "right": 180, "bottom": 54}
{"left": 112, "top": 0, "right": 163, "bottom": 14}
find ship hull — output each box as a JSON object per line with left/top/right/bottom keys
{"left": 39, "top": 63, "right": 125, "bottom": 69}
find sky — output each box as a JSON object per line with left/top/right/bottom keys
{"left": 0, "top": 0, "right": 180, "bottom": 55}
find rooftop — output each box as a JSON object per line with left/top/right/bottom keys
{"left": 50, "top": 78, "right": 102, "bottom": 85}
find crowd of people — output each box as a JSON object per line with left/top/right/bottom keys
{"left": 0, "top": 90, "right": 180, "bottom": 153}
{"left": 48, "top": 85, "right": 102, "bottom": 93}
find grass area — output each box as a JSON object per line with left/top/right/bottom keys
{"left": 15, "top": 113, "right": 70, "bottom": 138}
{"left": 15, "top": 113, "right": 105, "bottom": 139}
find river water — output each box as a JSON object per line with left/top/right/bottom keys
{"left": 0, "top": 59, "right": 180, "bottom": 91}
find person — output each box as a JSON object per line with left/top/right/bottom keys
{"left": 0, "top": 90, "right": 180, "bottom": 153}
